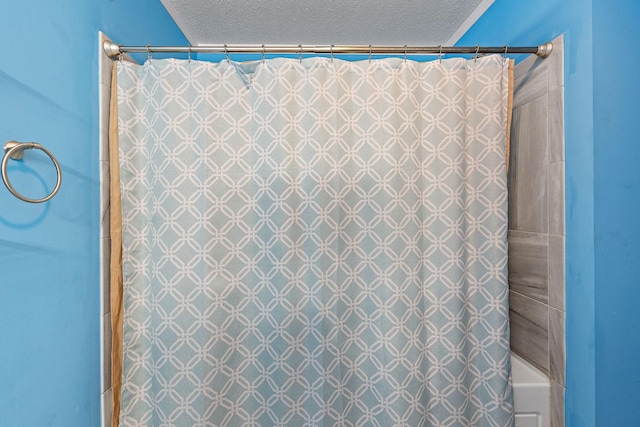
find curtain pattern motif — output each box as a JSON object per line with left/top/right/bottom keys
{"left": 117, "top": 56, "right": 513, "bottom": 427}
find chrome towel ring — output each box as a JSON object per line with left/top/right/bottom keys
{"left": 2, "top": 141, "right": 62, "bottom": 203}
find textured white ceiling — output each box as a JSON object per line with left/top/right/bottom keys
{"left": 160, "top": 0, "right": 494, "bottom": 46}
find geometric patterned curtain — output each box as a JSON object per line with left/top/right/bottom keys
{"left": 116, "top": 55, "right": 514, "bottom": 427}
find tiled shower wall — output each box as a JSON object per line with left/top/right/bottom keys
{"left": 508, "top": 35, "right": 565, "bottom": 427}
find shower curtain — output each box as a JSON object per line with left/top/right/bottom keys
{"left": 112, "top": 55, "right": 514, "bottom": 427}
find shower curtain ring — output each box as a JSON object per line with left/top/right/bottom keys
{"left": 368, "top": 45, "right": 372, "bottom": 64}
{"left": 330, "top": 45, "right": 334, "bottom": 63}
{"left": 474, "top": 45, "right": 480, "bottom": 62}
{"left": 187, "top": 44, "right": 192, "bottom": 63}
{"left": 503, "top": 45, "right": 509, "bottom": 59}
{"left": 261, "top": 44, "right": 266, "bottom": 64}
{"left": 146, "top": 44, "right": 152, "bottom": 63}
{"left": 404, "top": 45, "right": 408, "bottom": 63}
{"left": 299, "top": 44, "right": 303, "bottom": 63}
{"left": 438, "top": 45, "right": 443, "bottom": 63}
{"left": 224, "top": 44, "right": 230, "bottom": 63}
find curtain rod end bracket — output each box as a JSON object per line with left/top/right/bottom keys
{"left": 536, "top": 42, "right": 553, "bottom": 58}
{"left": 103, "top": 41, "right": 122, "bottom": 58}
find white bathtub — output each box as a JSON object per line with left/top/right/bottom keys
{"left": 512, "top": 353, "right": 550, "bottom": 427}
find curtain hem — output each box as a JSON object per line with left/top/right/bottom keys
{"left": 109, "top": 61, "right": 123, "bottom": 427}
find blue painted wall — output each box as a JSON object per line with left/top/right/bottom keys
{"left": 459, "top": 1, "right": 597, "bottom": 425}
{"left": 592, "top": 1, "right": 640, "bottom": 425}
{"left": 0, "top": 1, "right": 186, "bottom": 425}
{"left": 3, "top": 1, "right": 636, "bottom": 425}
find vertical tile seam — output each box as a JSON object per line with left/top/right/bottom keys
{"left": 546, "top": 76, "right": 552, "bottom": 376}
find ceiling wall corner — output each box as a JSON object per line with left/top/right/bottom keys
{"left": 160, "top": 0, "right": 199, "bottom": 45}
{"left": 445, "top": 0, "right": 495, "bottom": 46}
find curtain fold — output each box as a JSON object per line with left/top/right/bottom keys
{"left": 113, "top": 56, "right": 514, "bottom": 427}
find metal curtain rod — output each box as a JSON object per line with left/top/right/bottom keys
{"left": 103, "top": 41, "right": 553, "bottom": 59}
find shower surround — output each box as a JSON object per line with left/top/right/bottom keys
{"left": 98, "top": 33, "right": 566, "bottom": 427}
{"left": 507, "top": 35, "right": 565, "bottom": 427}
